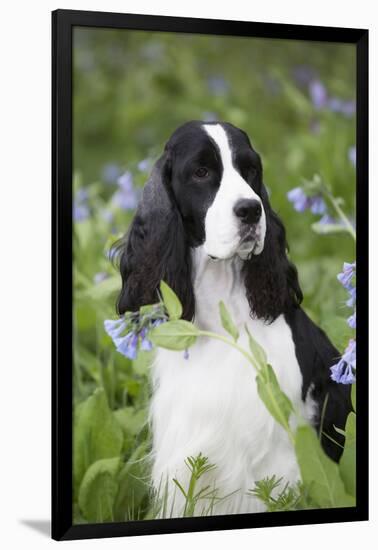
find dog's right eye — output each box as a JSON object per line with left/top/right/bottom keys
{"left": 193, "top": 167, "right": 209, "bottom": 179}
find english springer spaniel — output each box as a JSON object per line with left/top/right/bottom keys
{"left": 116, "top": 121, "right": 351, "bottom": 516}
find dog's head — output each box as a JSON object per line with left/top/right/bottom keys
{"left": 116, "top": 121, "right": 302, "bottom": 321}
{"left": 160, "top": 121, "right": 266, "bottom": 260}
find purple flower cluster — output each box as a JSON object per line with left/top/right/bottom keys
{"left": 330, "top": 262, "right": 356, "bottom": 384}
{"left": 337, "top": 261, "right": 355, "bottom": 290}
{"left": 348, "top": 146, "right": 356, "bottom": 168}
{"left": 93, "top": 272, "right": 108, "bottom": 285}
{"left": 308, "top": 79, "right": 355, "bottom": 118}
{"left": 102, "top": 162, "right": 122, "bottom": 184}
{"left": 104, "top": 306, "right": 167, "bottom": 360}
{"left": 73, "top": 188, "right": 90, "bottom": 222}
{"left": 207, "top": 76, "right": 229, "bottom": 96}
{"left": 137, "top": 158, "right": 151, "bottom": 173}
{"left": 112, "top": 171, "right": 139, "bottom": 211}
{"left": 287, "top": 187, "right": 326, "bottom": 214}
{"left": 330, "top": 339, "right": 356, "bottom": 384}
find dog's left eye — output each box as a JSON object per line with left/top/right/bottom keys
{"left": 193, "top": 167, "right": 209, "bottom": 179}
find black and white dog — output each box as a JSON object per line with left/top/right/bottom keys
{"left": 116, "top": 121, "right": 351, "bottom": 515}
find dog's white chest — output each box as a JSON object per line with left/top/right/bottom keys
{"left": 150, "top": 249, "right": 309, "bottom": 516}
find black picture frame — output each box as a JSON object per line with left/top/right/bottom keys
{"left": 52, "top": 8, "right": 369, "bottom": 541}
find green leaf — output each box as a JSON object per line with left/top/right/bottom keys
{"left": 219, "top": 301, "right": 239, "bottom": 341}
{"left": 113, "top": 442, "right": 150, "bottom": 521}
{"left": 295, "top": 424, "right": 355, "bottom": 508}
{"left": 81, "top": 275, "right": 121, "bottom": 301}
{"left": 160, "top": 280, "right": 183, "bottom": 320}
{"left": 311, "top": 222, "right": 349, "bottom": 235}
{"left": 78, "top": 457, "right": 121, "bottom": 523}
{"left": 149, "top": 320, "right": 199, "bottom": 351}
{"left": 245, "top": 325, "right": 267, "bottom": 367}
{"left": 339, "top": 412, "right": 356, "bottom": 497}
{"left": 74, "top": 388, "right": 123, "bottom": 497}
{"left": 256, "top": 364, "right": 293, "bottom": 432}
{"left": 320, "top": 316, "right": 351, "bottom": 351}
{"left": 114, "top": 407, "right": 148, "bottom": 453}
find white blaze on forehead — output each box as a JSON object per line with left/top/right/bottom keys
{"left": 203, "top": 123, "right": 235, "bottom": 173}
{"left": 202, "top": 123, "right": 266, "bottom": 259}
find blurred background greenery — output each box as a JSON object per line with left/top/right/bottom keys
{"left": 73, "top": 28, "right": 356, "bottom": 523}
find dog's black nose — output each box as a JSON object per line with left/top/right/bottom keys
{"left": 233, "top": 199, "right": 262, "bottom": 224}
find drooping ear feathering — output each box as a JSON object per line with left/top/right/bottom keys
{"left": 115, "top": 151, "right": 195, "bottom": 321}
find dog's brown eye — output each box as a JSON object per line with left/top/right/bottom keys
{"left": 194, "top": 167, "right": 209, "bottom": 179}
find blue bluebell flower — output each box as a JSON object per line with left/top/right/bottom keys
{"left": 340, "top": 100, "right": 355, "bottom": 117}
{"left": 73, "top": 188, "right": 90, "bottom": 222}
{"left": 93, "top": 272, "right": 108, "bottom": 285}
{"left": 203, "top": 111, "right": 219, "bottom": 122}
{"left": 117, "top": 332, "right": 138, "bottom": 360}
{"left": 287, "top": 187, "right": 310, "bottom": 212}
{"left": 112, "top": 171, "right": 138, "bottom": 210}
{"left": 318, "top": 213, "right": 336, "bottom": 225}
{"left": 337, "top": 262, "right": 355, "bottom": 290}
{"left": 183, "top": 349, "right": 190, "bottom": 360}
{"left": 310, "top": 196, "right": 326, "bottom": 215}
{"left": 327, "top": 97, "right": 343, "bottom": 113}
{"left": 327, "top": 97, "right": 355, "bottom": 117}
{"left": 73, "top": 203, "right": 89, "bottom": 222}
{"left": 292, "top": 65, "right": 317, "bottom": 87}
{"left": 309, "top": 80, "right": 327, "bottom": 109}
{"left": 330, "top": 339, "right": 356, "bottom": 384}
{"left": 139, "top": 327, "right": 153, "bottom": 351}
{"left": 76, "top": 189, "right": 89, "bottom": 202}
{"left": 207, "top": 76, "right": 229, "bottom": 96}
{"left": 348, "top": 146, "right": 356, "bottom": 168}
{"left": 104, "top": 306, "right": 168, "bottom": 360}
{"left": 118, "top": 171, "right": 133, "bottom": 191}
{"left": 102, "top": 163, "right": 122, "bottom": 184}
{"left": 346, "top": 286, "right": 356, "bottom": 308}
{"left": 137, "top": 159, "right": 151, "bottom": 172}
{"left": 287, "top": 187, "right": 326, "bottom": 215}
{"left": 348, "top": 311, "right": 356, "bottom": 329}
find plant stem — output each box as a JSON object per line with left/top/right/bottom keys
{"left": 323, "top": 186, "right": 356, "bottom": 241}
{"left": 198, "top": 330, "right": 259, "bottom": 371}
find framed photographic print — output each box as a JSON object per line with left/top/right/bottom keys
{"left": 52, "top": 9, "right": 368, "bottom": 541}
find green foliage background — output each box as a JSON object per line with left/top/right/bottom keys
{"left": 73, "top": 28, "right": 356, "bottom": 523}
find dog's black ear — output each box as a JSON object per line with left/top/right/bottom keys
{"left": 243, "top": 186, "right": 303, "bottom": 322}
{"left": 115, "top": 151, "right": 195, "bottom": 321}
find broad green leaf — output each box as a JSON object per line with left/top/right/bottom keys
{"left": 160, "top": 280, "right": 183, "bottom": 320}
{"left": 114, "top": 407, "right": 148, "bottom": 453}
{"left": 74, "top": 388, "right": 123, "bottom": 497}
{"left": 339, "top": 412, "right": 356, "bottom": 497}
{"left": 75, "top": 219, "right": 93, "bottom": 251}
{"left": 113, "top": 442, "right": 150, "bottom": 521}
{"left": 311, "top": 222, "right": 349, "bottom": 235}
{"left": 132, "top": 349, "right": 154, "bottom": 376}
{"left": 82, "top": 275, "right": 120, "bottom": 301}
{"left": 219, "top": 301, "right": 239, "bottom": 341}
{"left": 245, "top": 325, "right": 267, "bottom": 367}
{"left": 78, "top": 457, "right": 121, "bottom": 523}
{"left": 295, "top": 424, "right": 355, "bottom": 508}
{"left": 149, "top": 320, "right": 199, "bottom": 351}
{"left": 256, "top": 364, "right": 293, "bottom": 432}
